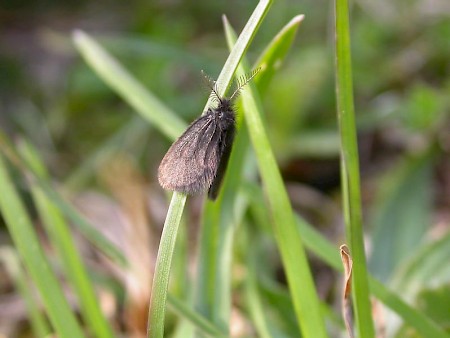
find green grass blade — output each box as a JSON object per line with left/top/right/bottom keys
{"left": 38, "top": 183, "right": 127, "bottom": 266}
{"left": 295, "top": 208, "right": 448, "bottom": 337}
{"left": 0, "top": 154, "right": 85, "bottom": 338}
{"left": 334, "top": 0, "right": 375, "bottom": 336}
{"left": 195, "top": 9, "right": 302, "bottom": 330}
{"left": 391, "top": 229, "right": 450, "bottom": 297}
{"left": 254, "top": 15, "right": 304, "bottom": 94}
{"left": 148, "top": 192, "right": 187, "bottom": 338}
{"left": 246, "top": 183, "right": 448, "bottom": 337}
{"left": 202, "top": 0, "right": 272, "bottom": 112}
{"left": 369, "top": 148, "right": 434, "bottom": 281}
{"left": 223, "top": 17, "right": 328, "bottom": 338}
{"left": 18, "top": 140, "right": 115, "bottom": 338}
{"left": 368, "top": 279, "right": 449, "bottom": 338}
{"left": 167, "top": 294, "right": 228, "bottom": 338}
{"left": 245, "top": 242, "right": 273, "bottom": 338}
{"left": 0, "top": 132, "right": 127, "bottom": 267}
{"left": 195, "top": 120, "right": 252, "bottom": 327}
{"left": 0, "top": 247, "right": 51, "bottom": 337}
{"left": 296, "top": 217, "right": 342, "bottom": 269}
{"left": 289, "top": 130, "right": 341, "bottom": 158}
{"left": 75, "top": 7, "right": 274, "bottom": 332}
{"left": 150, "top": 1, "right": 272, "bottom": 335}
{"left": 73, "top": 30, "right": 187, "bottom": 140}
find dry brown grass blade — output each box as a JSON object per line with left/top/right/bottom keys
{"left": 340, "top": 244, "right": 354, "bottom": 338}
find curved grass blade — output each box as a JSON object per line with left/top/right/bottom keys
{"left": 148, "top": 2, "right": 272, "bottom": 337}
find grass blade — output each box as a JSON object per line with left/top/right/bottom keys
{"left": 223, "top": 16, "right": 328, "bottom": 338}
{"left": 300, "top": 216, "right": 449, "bottom": 338}
{"left": 0, "top": 154, "right": 85, "bottom": 338}
{"left": 0, "top": 247, "right": 51, "bottom": 337}
{"left": 296, "top": 209, "right": 448, "bottom": 337}
{"left": 73, "top": 30, "right": 187, "bottom": 140}
{"left": 246, "top": 184, "right": 449, "bottom": 337}
{"left": 0, "top": 132, "right": 127, "bottom": 267}
{"left": 369, "top": 148, "right": 434, "bottom": 281}
{"left": 149, "top": 0, "right": 271, "bottom": 329}
{"left": 254, "top": 15, "right": 304, "bottom": 94}
{"left": 202, "top": 0, "right": 272, "bottom": 111}
{"left": 195, "top": 7, "right": 306, "bottom": 331}
{"left": 18, "top": 140, "right": 115, "bottom": 338}
{"left": 167, "top": 294, "right": 228, "bottom": 338}
{"left": 245, "top": 242, "right": 273, "bottom": 338}
{"left": 334, "top": 0, "right": 375, "bottom": 335}
{"left": 148, "top": 192, "right": 187, "bottom": 337}
{"left": 75, "top": 5, "right": 273, "bottom": 332}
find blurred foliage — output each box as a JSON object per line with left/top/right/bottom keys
{"left": 1, "top": 0, "right": 449, "bottom": 165}
{"left": 0, "top": 0, "right": 449, "bottom": 337}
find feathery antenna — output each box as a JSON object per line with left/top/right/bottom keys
{"left": 201, "top": 70, "right": 222, "bottom": 104}
{"left": 229, "top": 67, "right": 261, "bottom": 101}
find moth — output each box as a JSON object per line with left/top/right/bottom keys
{"left": 158, "top": 69, "right": 259, "bottom": 200}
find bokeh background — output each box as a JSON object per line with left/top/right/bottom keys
{"left": 1, "top": 0, "right": 449, "bottom": 337}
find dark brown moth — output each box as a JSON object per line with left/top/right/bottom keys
{"left": 158, "top": 69, "right": 259, "bottom": 200}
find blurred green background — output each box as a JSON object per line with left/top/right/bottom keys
{"left": 0, "top": 0, "right": 449, "bottom": 337}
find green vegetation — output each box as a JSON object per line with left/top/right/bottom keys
{"left": 0, "top": 0, "right": 448, "bottom": 337}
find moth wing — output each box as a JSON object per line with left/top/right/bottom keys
{"left": 158, "top": 114, "right": 221, "bottom": 195}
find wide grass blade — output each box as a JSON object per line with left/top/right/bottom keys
{"left": 369, "top": 148, "right": 434, "bottom": 281}
{"left": 334, "top": 0, "right": 375, "bottom": 335}
{"left": 73, "top": 30, "right": 187, "bottom": 140}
